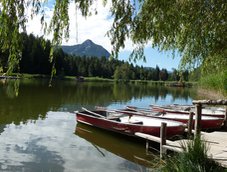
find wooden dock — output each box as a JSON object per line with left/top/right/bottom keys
{"left": 202, "top": 131, "right": 227, "bottom": 167}
{"left": 135, "top": 99, "right": 227, "bottom": 168}
{"left": 136, "top": 131, "right": 227, "bottom": 168}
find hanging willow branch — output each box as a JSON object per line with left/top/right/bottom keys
{"left": 0, "top": 0, "right": 26, "bottom": 74}
{"left": 0, "top": 0, "right": 226, "bottom": 75}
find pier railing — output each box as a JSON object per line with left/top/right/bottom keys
{"left": 192, "top": 99, "right": 227, "bottom": 137}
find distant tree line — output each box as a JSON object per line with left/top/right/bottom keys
{"left": 0, "top": 33, "right": 189, "bottom": 81}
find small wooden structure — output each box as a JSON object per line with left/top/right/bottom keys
{"left": 136, "top": 99, "right": 227, "bottom": 168}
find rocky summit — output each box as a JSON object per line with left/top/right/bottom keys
{"left": 61, "top": 39, "right": 110, "bottom": 58}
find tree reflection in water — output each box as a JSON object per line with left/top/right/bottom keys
{"left": 0, "top": 79, "right": 195, "bottom": 126}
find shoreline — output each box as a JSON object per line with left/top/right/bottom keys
{"left": 0, "top": 75, "right": 20, "bottom": 79}
{"left": 0, "top": 73, "right": 195, "bottom": 86}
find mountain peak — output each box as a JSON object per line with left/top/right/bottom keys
{"left": 61, "top": 40, "right": 110, "bottom": 58}
{"left": 81, "top": 39, "right": 95, "bottom": 48}
{"left": 83, "top": 39, "right": 94, "bottom": 45}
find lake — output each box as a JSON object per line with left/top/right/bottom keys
{"left": 0, "top": 79, "right": 199, "bottom": 172}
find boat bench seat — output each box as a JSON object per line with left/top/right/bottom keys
{"left": 130, "top": 121, "right": 143, "bottom": 125}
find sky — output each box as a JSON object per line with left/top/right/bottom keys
{"left": 26, "top": 0, "right": 181, "bottom": 71}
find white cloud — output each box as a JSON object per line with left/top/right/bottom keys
{"left": 25, "top": 2, "right": 53, "bottom": 39}
{"left": 65, "top": 2, "right": 113, "bottom": 51}
{"left": 25, "top": 0, "right": 141, "bottom": 53}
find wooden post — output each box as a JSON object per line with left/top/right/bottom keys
{"left": 146, "top": 140, "right": 149, "bottom": 154}
{"left": 187, "top": 112, "right": 194, "bottom": 137}
{"left": 224, "top": 107, "right": 227, "bottom": 129}
{"left": 160, "top": 122, "right": 167, "bottom": 159}
{"left": 195, "top": 103, "right": 202, "bottom": 138}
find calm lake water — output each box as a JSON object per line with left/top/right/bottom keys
{"left": 0, "top": 79, "right": 199, "bottom": 172}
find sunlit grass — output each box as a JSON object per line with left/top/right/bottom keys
{"left": 84, "top": 77, "right": 113, "bottom": 82}
{"left": 199, "top": 70, "right": 227, "bottom": 95}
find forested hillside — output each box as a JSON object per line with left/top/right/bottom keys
{"left": 0, "top": 33, "right": 189, "bottom": 81}
{"left": 61, "top": 39, "right": 110, "bottom": 58}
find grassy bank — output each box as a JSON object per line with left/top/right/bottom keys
{"left": 199, "top": 70, "right": 227, "bottom": 97}
{"left": 83, "top": 77, "right": 113, "bottom": 82}
{"left": 199, "top": 71, "right": 227, "bottom": 91}
{"left": 196, "top": 88, "right": 227, "bottom": 99}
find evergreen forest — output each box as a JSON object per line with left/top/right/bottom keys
{"left": 0, "top": 33, "right": 189, "bottom": 81}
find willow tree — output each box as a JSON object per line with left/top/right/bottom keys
{"left": 0, "top": 0, "right": 226, "bottom": 75}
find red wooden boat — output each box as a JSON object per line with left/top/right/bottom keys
{"left": 75, "top": 108, "right": 186, "bottom": 138}
{"left": 153, "top": 113, "right": 224, "bottom": 129}
{"left": 150, "top": 104, "right": 225, "bottom": 118}
{"left": 125, "top": 106, "right": 224, "bottom": 129}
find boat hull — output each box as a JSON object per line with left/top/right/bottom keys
{"left": 76, "top": 112, "right": 185, "bottom": 138}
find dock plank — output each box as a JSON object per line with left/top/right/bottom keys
{"left": 201, "top": 131, "right": 227, "bottom": 168}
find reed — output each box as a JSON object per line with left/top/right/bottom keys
{"left": 199, "top": 70, "right": 227, "bottom": 95}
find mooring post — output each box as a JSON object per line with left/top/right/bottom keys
{"left": 195, "top": 103, "right": 202, "bottom": 138}
{"left": 160, "top": 122, "right": 167, "bottom": 159}
{"left": 187, "top": 112, "right": 194, "bottom": 137}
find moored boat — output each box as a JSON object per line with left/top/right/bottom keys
{"left": 125, "top": 106, "right": 224, "bottom": 129}
{"left": 150, "top": 104, "right": 225, "bottom": 118}
{"left": 75, "top": 108, "right": 186, "bottom": 138}
{"left": 152, "top": 113, "right": 224, "bottom": 129}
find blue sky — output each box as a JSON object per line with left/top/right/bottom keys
{"left": 26, "top": 0, "right": 181, "bottom": 71}
{"left": 118, "top": 48, "right": 181, "bottom": 70}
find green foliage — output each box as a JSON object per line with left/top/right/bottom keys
{"left": 48, "top": 0, "right": 69, "bottom": 46}
{"left": 189, "top": 68, "right": 201, "bottom": 82}
{"left": 113, "top": 63, "right": 132, "bottom": 81}
{"left": 0, "top": 0, "right": 226, "bottom": 75}
{"left": 107, "top": 0, "right": 134, "bottom": 58}
{"left": 162, "top": 137, "right": 225, "bottom": 172}
{"left": 0, "top": 0, "right": 25, "bottom": 74}
{"left": 131, "top": 1, "right": 227, "bottom": 70}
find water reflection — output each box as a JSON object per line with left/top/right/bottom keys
{"left": 75, "top": 123, "right": 160, "bottom": 168}
{"left": 0, "top": 112, "right": 72, "bottom": 171}
{"left": 0, "top": 79, "right": 20, "bottom": 99}
{"left": 0, "top": 112, "right": 153, "bottom": 172}
{"left": 0, "top": 79, "right": 195, "bottom": 127}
